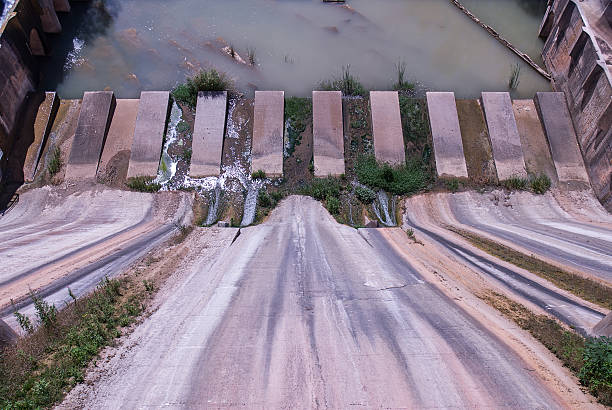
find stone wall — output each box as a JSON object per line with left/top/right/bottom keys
{"left": 540, "top": 0, "right": 612, "bottom": 210}
{"left": 0, "top": 0, "right": 69, "bottom": 180}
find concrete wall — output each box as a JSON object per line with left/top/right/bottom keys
{"left": 540, "top": 0, "right": 612, "bottom": 209}
{"left": 0, "top": 0, "right": 67, "bottom": 181}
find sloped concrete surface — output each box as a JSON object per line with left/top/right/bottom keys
{"left": 251, "top": 91, "right": 284, "bottom": 177}
{"left": 190, "top": 91, "right": 227, "bottom": 177}
{"left": 98, "top": 99, "right": 139, "bottom": 181}
{"left": 370, "top": 91, "right": 405, "bottom": 166}
{"left": 481, "top": 92, "right": 527, "bottom": 180}
{"left": 313, "top": 91, "right": 345, "bottom": 177}
{"left": 22, "top": 92, "right": 59, "bottom": 182}
{"left": 426, "top": 92, "right": 468, "bottom": 178}
{"left": 535, "top": 92, "right": 591, "bottom": 188}
{"left": 65, "top": 91, "right": 116, "bottom": 180}
{"left": 127, "top": 91, "right": 170, "bottom": 178}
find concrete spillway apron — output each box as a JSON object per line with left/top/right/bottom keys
{"left": 65, "top": 91, "right": 116, "bottom": 180}
{"left": 370, "top": 91, "right": 405, "bottom": 166}
{"left": 426, "top": 92, "right": 468, "bottom": 178}
{"left": 98, "top": 99, "right": 139, "bottom": 180}
{"left": 313, "top": 91, "right": 345, "bottom": 177}
{"left": 23, "top": 92, "right": 59, "bottom": 182}
{"left": 190, "top": 91, "right": 228, "bottom": 177}
{"left": 127, "top": 91, "right": 171, "bottom": 179}
{"left": 251, "top": 91, "right": 284, "bottom": 177}
{"left": 535, "top": 92, "right": 591, "bottom": 188}
{"left": 481, "top": 92, "right": 527, "bottom": 181}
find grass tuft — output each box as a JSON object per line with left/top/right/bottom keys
{"left": 355, "top": 155, "right": 428, "bottom": 196}
{"left": 508, "top": 63, "right": 521, "bottom": 90}
{"left": 501, "top": 176, "right": 528, "bottom": 191}
{"left": 47, "top": 147, "right": 62, "bottom": 176}
{"left": 319, "top": 65, "right": 365, "bottom": 96}
{"left": 172, "top": 69, "right": 233, "bottom": 108}
{"left": 251, "top": 170, "right": 266, "bottom": 180}
{"left": 530, "top": 173, "right": 551, "bottom": 194}
{"left": 126, "top": 177, "right": 161, "bottom": 193}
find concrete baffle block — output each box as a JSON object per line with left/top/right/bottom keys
{"left": 127, "top": 92, "right": 171, "bottom": 179}
{"left": 190, "top": 91, "right": 227, "bottom": 178}
{"left": 65, "top": 91, "right": 116, "bottom": 180}
{"left": 98, "top": 99, "right": 139, "bottom": 180}
{"left": 23, "top": 92, "right": 59, "bottom": 182}
{"left": 535, "top": 92, "right": 590, "bottom": 186}
{"left": 370, "top": 91, "right": 405, "bottom": 166}
{"left": 481, "top": 92, "right": 527, "bottom": 180}
{"left": 313, "top": 91, "right": 344, "bottom": 177}
{"left": 426, "top": 92, "right": 468, "bottom": 178}
{"left": 512, "top": 99, "right": 558, "bottom": 183}
{"left": 251, "top": 91, "right": 284, "bottom": 177}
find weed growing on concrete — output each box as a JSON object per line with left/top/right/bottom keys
{"left": 355, "top": 155, "right": 428, "bottom": 196}
{"left": 483, "top": 291, "right": 611, "bottom": 405}
{"left": 126, "top": 177, "right": 161, "bottom": 193}
{"left": 172, "top": 69, "right": 234, "bottom": 108}
{"left": 508, "top": 63, "right": 521, "bottom": 90}
{"left": 251, "top": 169, "right": 266, "bottom": 180}
{"left": 530, "top": 173, "right": 551, "bottom": 194}
{"left": 47, "top": 147, "right": 62, "bottom": 176}
{"left": 319, "top": 65, "right": 366, "bottom": 96}
{"left": 501, "top": 176, "right": 528, "bottom": 191}
{"left": 450, "top": 227, "right": 612, "bottom": 310}
{"left": 406, "top": 228, "right": 424, "bottom": 245}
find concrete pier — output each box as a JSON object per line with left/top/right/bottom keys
{"left": 98, "top": 99, "right": 139, "bottom": 180}
{"left": 512, "top": 99, "right": 558, "bottom": 183}
{"left": 426, "top": 92, "right": 468, "bottom": 178}
{"left": 535, "top": 92, "right": 590, "bottom": 186}
{"left": 23, "top": 92, "right": 59, "bottom": 182}
{"left": 127, "top": 92, "right": 170, "bottom": 179}
{"left": 251, "top": 91, "right": 284, "bottom": 177}
{"left": 312, "top": 91, "right": 344, "bottom": 177}
{"left": 190, "top": 91, "right": 227, "bottom": 177}
{"left": 65, "top": 91, "right": 116, "bottom": 180}
{"left": 481, "top": 92, "right": 527, "bottom": 180}
{"left": 370, "top": 91, "right": 405, "bottom": 166}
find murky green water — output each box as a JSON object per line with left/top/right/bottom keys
{"left": 41, "top": 0, "right": 550, "bottom": 98}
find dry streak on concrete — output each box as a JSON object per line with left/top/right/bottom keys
{"left": 98, "top": 99, "right": 139, "bottom": 181}
{"left": 426, "top": 92, "right": 468, "bottom": 178}
{"left": 22, "top": 92, "right": 59, "bottom": 182}
{"left": 65, "top": 91, "right": 116, "bottom": 180}
{"left": 127, "top": 91, "right": 170, "bottom": 178}
{"left": 313, "top": 91, "right": 345, "bottom": 177}
{"left": 512, "top": 100, "right": 558, "bottom": 183}
{"left": 190, "top": 91, "right": 227, "bottom": 178}
{"left": 481, "top": 92, "right": 526, "bottom": 181}
{"left": 370, "top": 91, "right": 405, "bottom": 166}
{"left": 251, "top": 91, "right": 284, "bottom": 177}
{"left": 535, "top": 92, "right": 591, "bottom": 188}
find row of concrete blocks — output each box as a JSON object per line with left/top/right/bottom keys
{"left": 428, "top": 91, "right": 590, "bottom": 186}
{"left": 23, "top": 89, "right": 591, "bottom": 187}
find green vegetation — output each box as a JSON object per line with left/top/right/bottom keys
{"left": 484, "top": 291, "right": 611, "bottom": 405}
{"left": 325, "top": 196, "right": 341, "bottom": 215}
{"left": 300, "top": 177, "right": 342, "bottom": 201}
{"left": 284, "top": 97, "right": 312, "bottom": 157}
{"left": 355, "top": 155, "right": 428, "bottom": 196}
{"left": 176, "top": 120, "right": 190, "bottom": 133}
{"left": 445, "top": 178, "right": 460, "bottom": 193}
{"left": 181, "top": 148, "right": 192, "bottom": 163}
{"left": 47, "top": 147, "right": 62, "bottom": 176}
{"left": 172, "top": 69, "right": 233, "bottom": 108}
{"left": 393, "top": 60, "right": 415, "bottom": 93}
{"left": 0, "top": 278, "right": 146, "bottom": 408}
{"left": 530, "top": 173, "right": 551, "bottom": 194}
{"left": 354, "top": 185, "right": 376, "bottom": 204}
{"left": 251, "top": 170, "right": 266, "bottom": 180}
{"left": 508, "top": 63, "right": 521, "bottom": 90}
{"left": 319, "top": 65, "right": 365, "bottom": 96}
{"left": 126, "top": 177, "right": 161, "bottom": 193}
{"left": 450, "top": 227, "right": 612, "bottom": 310}
{"left": 501, "top": 176, "right": 528, "bottom": 190}
{"left": 398, "top": 96, "right": 432, "bottom": 167}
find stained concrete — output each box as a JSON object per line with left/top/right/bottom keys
{"left": 251, "top": 91, "right": 284, "bottom": 177}
{"left": 535, "top": 92, "right": 590, "bottom": 187}
{"left": 65, "top": 91, "right": 116, "bottom": 180}
{"left": 370, "top": 91, "right": 405, "bottom": 166}
{"left": 190, "top": 91, "right": 227, "bottom": 178}
{"left": 313, "top": 91, "right": 344, "bottom": 177}
{"left": 426, "top": 92, "right": 468, "bottom": 178}
{"left": 481, "top": 92, "right": 527, "bottom": 180}
{"left": 127, "top": 92, "right": 170, "bottom": 179}
{"left": 98, "top": 99, "right": 139, "bottom": 181}
{"left": 512, "top": 100, "right": 558, "bottom": 184}
{"left": 23, "top": 92, "right": 59, "bottom": 182}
